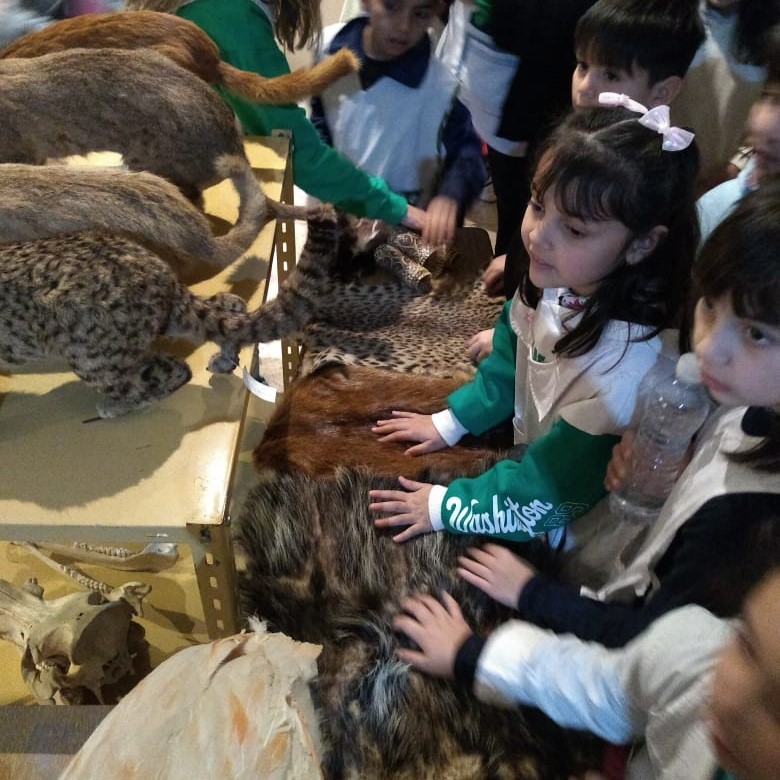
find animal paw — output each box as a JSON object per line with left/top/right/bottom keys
{"left": 207, "top": 292, "right": 247, "bottom": 314}
{"left": 208, "top": 350, "right": 239, "bottom": 373}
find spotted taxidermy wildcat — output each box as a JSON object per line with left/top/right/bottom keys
{"left": 0, "top": 162, "right": 304, "bottom": 269}
{"left": 0, "top": 10, "right": 359, "bottom": 108}
{"left": 0, "top": 47, "right": 317, "bottom": 206}
{"left": 0, "top": 206, "right": 339, "bottom": 418}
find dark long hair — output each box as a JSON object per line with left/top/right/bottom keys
{"left": 692, "top": 177, "right": 780, "bottom": 471}
{"left": 728, "top": 0, "right": 780, "bottom": 66}
{"left": 519, "top": 107, "right": 700, "bottom": 357}
{"left": 124, "top": 0, "right": 322, "bottom": 50}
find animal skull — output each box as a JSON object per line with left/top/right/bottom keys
{"left": 0, "top": 578, "right": 149, "bottom": 704}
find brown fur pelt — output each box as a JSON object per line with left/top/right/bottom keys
{"left": 0, "top": 48, "right": 316, "bottom": 208}
{"left": 254, "top": 364, "right": 512, "bottom": 478}
{"left": 0, "top": 11, "right": 358, "bottom": 106}
{"left": 0, "top": 162, "right": 273, "bottom": 269}
{"left": 236, "top": 466, "right": 595, "bottom": 779}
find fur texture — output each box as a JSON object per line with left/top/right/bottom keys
{"left": 237, "top": 467, "right": 594, "bottom": 779}
{"left": 0, "top": 48, "right": 306, "bottom": 207}
{"left": 0, "top": 206, "right": 339, "bottom": 417}
{"left": 0, "top": 11, "right": 359, "bottom": 106}
{"left": 295, "top": 226, "right": 503, "bottom": 377}
{"left": 0, "top": 160, "right": 283, "bottom": 268}
{"left": 254, "top": 364, "right": 512, "bottom": 478}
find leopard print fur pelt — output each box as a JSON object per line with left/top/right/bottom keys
{"left": 296, "top": 225, "right": 503, "bottom": 377}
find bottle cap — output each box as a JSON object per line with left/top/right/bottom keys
{"left": 675, "top": 352, "right": 701, "bottom": 385}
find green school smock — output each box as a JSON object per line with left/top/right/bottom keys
{"left": 176, "top": 0, "right": 409, "bottom": 223}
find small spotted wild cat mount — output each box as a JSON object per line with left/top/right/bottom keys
{"left": 0, "top": 206, "right": 339, "bottom": 418}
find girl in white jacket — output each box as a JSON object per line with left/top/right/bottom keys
{"left": 393, "top": 569, "right": 780, "bottom": 780}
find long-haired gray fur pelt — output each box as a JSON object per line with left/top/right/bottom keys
{"left": 237, "top": 466, "right": 597, "bottom": 779}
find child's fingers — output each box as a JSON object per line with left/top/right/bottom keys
{"left": 440, "top": 590, "right": 461, "bottom": 618}
{"left": 395, "top": 646, "right": 428, "bottom": 667}
{"left": 404, "top": 440, "right": 443, "bottom": 456}
{"left": 458, "top": 554, "right": 491, "bottom": 579}
{"left": 464, "top": 545, "right": 499, "bottom": 566}
{"left": 397, "top": 475, "right": 427, "bottom": 491}
{"left": 458, "top": 567, "right": 491, "bottom": 594}
{"left": 392, "top": 524, "right": 426, "bottom": 543}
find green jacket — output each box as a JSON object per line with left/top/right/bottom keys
{"left": 176, "top": 0, "right": 409, "bottom": 223}
{"left": 429, "top": 297, "right": 665, "bottom": 542}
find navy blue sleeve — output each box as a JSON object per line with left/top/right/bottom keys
{"left": 453, "top": 633, "right": 487, "bottom": 688}
{"left": 437, "top": 98, "right": 487, "bottom": 211}
{"left": 309, "top": 94, "right": 333, "bottom": 145}
{"left": 518, "top": 492, "right": 780, "bottom": 648}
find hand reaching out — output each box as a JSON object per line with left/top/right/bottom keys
{"left": 458, "top": 543, "right": 536, "bottom": 608}
{"left": 604, "top": 427, "right": 692, "bottom": 492}
{"left": 466, "top": 328, "right": 494, "bottom": 363}
{"left": 371, "top": 411, "right": 447, "bottom": 456}
{"left": 393, "top": 591, "right": 474, "bottom": 677}
{"left": 402, "top": 203, "right": 426, "bottom": 233}
{"left": 369, "top": 475, "right": 434, "bottom": 542}
{"left": 482, "top": 254, "right": 507, "bottom": 297}
{"left": 422, "top": 195, "right": 457, "bottom": 246}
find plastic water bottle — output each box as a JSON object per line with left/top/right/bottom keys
{"left": 610, "top": 353, "right": 711, "bottom": 524}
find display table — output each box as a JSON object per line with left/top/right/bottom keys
{"left": 0, "top": 135, "right": 294, "bottom": 640}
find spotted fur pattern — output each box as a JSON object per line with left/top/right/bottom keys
{"left": 0, "top": 207, "right": 339, "bottom": 417}
{"left": 291, "top": 223, "right": 501, "bottom": 377}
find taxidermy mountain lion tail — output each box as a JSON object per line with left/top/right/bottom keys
{"left": 0, "top": 11, "right": 358, "bottom": 105}
{"left": 216, "top": 48, "right": 358, "bottom": 105}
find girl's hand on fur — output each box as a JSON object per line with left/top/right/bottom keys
{"left": 369, "top": 476, "right": 434, "bottom": 542}
{"left": 482, "top": 254, "right": 507, "bottom": 297}
{"left": 401, "top": 204, "right": 427, "bottom": 232}
{"left": 466, "top": 328, "right": 494, "bottom": 363}
{"left": 422, "top": 195, "right": 457, "bottom": 246}
{"left": 458, "top": 544, "right": 536, "bottom": 609}
{"left": 604, "top": 429, "right": 636, "bottom": 491}
{"left": 371, "top": 411, "right": 447, "bottom": 456}
{"left": 393, "top": 591, "right": 473, "bottom": 678}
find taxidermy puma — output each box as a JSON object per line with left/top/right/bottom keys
{"left": 0, "top": 11, "right": 359, "bottom": 108}
{"left": 0, "top": 162, "right": 302, "bottom": 269}
{"left": 0, "top": 48, "right": 307, "bottom": 204}
{"left": 0, "top": 207, "right": 338, "bottom": 418}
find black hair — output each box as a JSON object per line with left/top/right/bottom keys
{"left": 124, "top": 0, "right": 322, "bottom": 50}
{"left": 574, "top": 0, "right": 705, "bottom": 84}
{"left": 727, "top": 0, "right": 780, "bottom": 66}
{"left": 691, "top": 177, "right": 780, "bottom": 471}
{"left": 518, "top": 106, "right": 700, "bottom": 357}
{"left": 767, "top": 23, "right": 780, "bottom": 84}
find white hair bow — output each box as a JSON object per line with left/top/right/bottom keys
{"left": 598, "top": 91, "right": 649, "bottom": 114}
{"left": 597, "top": 92, "right": 695, "bottom": 152}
